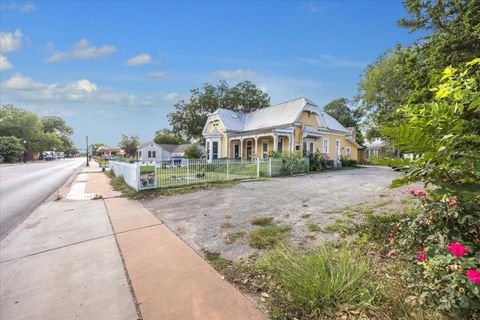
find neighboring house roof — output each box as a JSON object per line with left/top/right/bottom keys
{"left": 364, "top": 139, "right": 388, "bottom": 149}
{"left": 138, "top": 141, "right": 191, "bottom": 154}
{"left": 206, "top": 97, "right": 349, "bottom": 134}
{"left": 138, "top": 141, "right": 160, "bottom": 149}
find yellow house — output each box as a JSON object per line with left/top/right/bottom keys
{"left": 202, "top": 97, "right": 362, "bottom": 162}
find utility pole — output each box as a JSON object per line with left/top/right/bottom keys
{"left": 86, "top": 136, "right": 90, "bottom": 167}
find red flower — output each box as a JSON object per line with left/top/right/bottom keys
{"left": 419, "top": 247, "right": 425, "bottom": 252}
{"left": 466, "top": 269, "right": 480, "bottom": 284}
{"left": 408, "top": 189, "right": 427, "bottom": 197}
{"left": 448, "top": 242, "right": 469, "bottom": 257}
{"left": 447, "top": 199, "right": 458, "bottom": 207}
{"left": 417, "top": 253, "right": 426, "bottom": 262}
{"left": 391, "top": 227, "right": 398, "bottom": 233}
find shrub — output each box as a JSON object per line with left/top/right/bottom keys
{"left": 378, "top": 60, "right": 480, "bottom": 316}
{"left": 307, "top": 152, "right": 325, "bottom": 171}
{"left": 249, "top": 225, "right": 290, "bottom": 249}
{"left": 184, "top": 144, "right": 203, "bottom": 159}
{"left": 257, "top": 245, "right": 378, "bottom": 318}
{"left": 340, "top": 156, "right": 357, "bottom": 167}
{"left": 250, "top": 216, "right": 273, "bottom": 226}
{"left": 0, "top": 136, "right": 24, "bottom": 162}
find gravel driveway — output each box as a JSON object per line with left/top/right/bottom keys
{"left": 143, "top": 166, "right": 417, "bottom": 261}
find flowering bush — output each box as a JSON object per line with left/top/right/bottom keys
{"left": 377, "top": 59, "right": 480, "bottom": 316}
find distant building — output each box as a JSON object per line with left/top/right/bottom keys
{"left": 363, "top": 139, "right": 389, "bottom": 160}
{"left": 137, "top": 141, "right": 192, "bottom": 162}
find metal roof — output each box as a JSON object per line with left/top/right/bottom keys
{"left": 210, "top": 97, "right": 349, "bottom": 133}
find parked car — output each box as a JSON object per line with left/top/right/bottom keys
{"left": 44, "top": 153, "right": 54, "bottom": 161}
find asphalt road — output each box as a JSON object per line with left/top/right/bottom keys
{"left": 0, "top": 158, "right": 86, "bottom": 238}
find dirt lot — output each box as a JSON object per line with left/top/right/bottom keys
{"left": 143, "top": 166, "right": 419, "bottom": 262}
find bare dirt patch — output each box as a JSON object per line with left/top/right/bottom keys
{"left": 143, "top": 166, "right": 419, "bottom": 262}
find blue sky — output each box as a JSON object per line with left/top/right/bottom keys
{"left": 1, "top": 1, "right": 419, "bottom": 148}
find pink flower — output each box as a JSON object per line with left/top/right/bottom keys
{"left": 448, "top": 242, "right": 469, "bottom": 258}
{"left": 447, "top": 199, "right": 458, "bottom": 207}
{"left": 408, "top": 189, "right": 427, "bottom": 197}
{"left": 417, "top": 253, "right": 426, "bottom": 262}
{"left": 466, "top": 269, "right": 480, "bottom": 284}
{"left": 387, "top": 237, "right": 394, "bottom": 244}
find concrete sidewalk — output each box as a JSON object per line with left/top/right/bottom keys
{"left": 91, "top": 173, "right": 266, "bottom": 320}
{"left": 1, "top": 164, "right": 265, "bottom": 320}
{"left": 0, "top": 194, "right": 138, "bottom": 319}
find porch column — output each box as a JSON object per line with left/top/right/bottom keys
{"left": 273, "top": 133, "right": 278, "bottom": 152}
{"left": 239, "top": 138, "right": 243, "bottom": 160}
{"left": 291, "top": 131, "right": 295, "bottom": 153}
{"left": 254, "top": 136, "right": 258, "bottom": 159}
{"left": 226, "top": 136, "right": 230, "bottom": 159}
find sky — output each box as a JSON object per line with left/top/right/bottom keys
{"left": 0, "top": 0, "right": 420, "bottom": 148}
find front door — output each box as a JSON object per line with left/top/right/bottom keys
{"left": 246, "top": 141, "right": 252, "bottom": 160}
{"left": 335, "top": 140, "right": 340, "bottom": 160}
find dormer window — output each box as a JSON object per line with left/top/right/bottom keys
{"left": 212, "top": 120, "right": 219, "bottom": 127}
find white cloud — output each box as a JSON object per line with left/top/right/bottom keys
{"left": 212, "top": 69, "right": 256, "bottom": 80}
{"left": 0, "top": 29, "right": 23, "bottom": 53}
{"left": 164, "top": 92, "right": 179, "bottom": 102}
{"left": 1, "top": 2, "right": 36, "bottom": 13}
{"left": 45, "top": 39, "right": 117, "bottom": 63}
{"left": 147, "top": 71, "right": 168, "bottom": 78}
{"left": 0, "top": 55, "right": 13, "bottom": 70}
{"left": 126, "top": 53, "right": 151, "bottom": 66}
{"left": 1, "top": 73, "right": 153, "bottom": 107}
{"left": 299, "top": 54, "right": 366, "bottom": 68}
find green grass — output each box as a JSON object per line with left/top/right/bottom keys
{"left": 257, "top": 244, "right": 377, "bottom": 318}
{"left": 301, "top": 213, "right": 311, "bottom": 219}
{"left": 250, "top": 216, "right": 273, "bottom": 226}
{"left": 324, "top": 218, "right": 352, "bottom": 234}
{"left": 373, "top": 199, "right": 393, "bottom": 208}
{"left": 342, "top": 209, "right": 357, "bottom": 217}
{"left": 306, "top": 223, "right": 322, "bottom": 232}
{"left": 224, "top": 231, "right": 247, "bottom": 244}
{"left": 249, "top": 225, "right": 290, "bottom": 249}
{"left": 105, "top": 171, "right": 238, "bottom": 200}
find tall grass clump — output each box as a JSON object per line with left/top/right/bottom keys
{"left": 257, "top": 244, "right": 378, "bottom": 318}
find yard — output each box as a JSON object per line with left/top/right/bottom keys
{"left": 144, "top": 166, "right": 418, "bottom": 262}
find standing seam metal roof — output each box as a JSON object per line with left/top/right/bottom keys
{"left": 210, "top": 97, "right": 348, "bottom": 133}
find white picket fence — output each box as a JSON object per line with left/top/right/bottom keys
{"left": 110, "top": 158, "right": 309, "bottom": 191}
{"left": 109, "top": 161, "right": 145, "bottom": 191}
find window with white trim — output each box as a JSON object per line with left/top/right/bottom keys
{"left": 148, "top": 151, "right": 152, "bottom": 157}
{"left": 262, "top": 139, "right": 268, "bottom": 159}
{"left": 323, "top": 138, "right": 329, "bottom": 153}
{"left": 152, "top": 151, "right": 156, "bottom": 158}
{"left": 346, "top": 147, "right": 351, "bottom": 158}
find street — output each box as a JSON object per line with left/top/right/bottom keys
{"left": 0, "top": 158, "right": 86, "bottom": 238}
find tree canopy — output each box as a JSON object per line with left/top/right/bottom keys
{"left": 0, "top": 105, "right": 73, "bottom": 154}
{"left": 323, "top": 98, "right": 365, "bottom": 145}
{"left": 168, "top": 80, "right": 270, "bottom": 141}
{"left": 118, "top": 134, "right": 140, "bottom": 158}
{"left": 153, "top": 128, "right": 187, "bottom": 145}
{"left": 357, "top": 0, "right": 480, "bottom": 139}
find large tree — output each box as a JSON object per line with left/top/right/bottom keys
{"left": 118, "top": 134, "right": 140, "bottom": 158}
{"left": 168, "top": 80, "right": 270, "bottom": 141}
{"left": 0, "top": 105, "right": 65, "bottom": 152}
{"left": 41, "top": 115, "right": 75, "bottom": 152}
{"left": 357, "top": 0, "right": 480, "bottom": 139}
{"left": 323, "top": 98, "right": 365, "bottom": 145}
{"left": 153, "top": 128, "right": 187, "bottom": 145}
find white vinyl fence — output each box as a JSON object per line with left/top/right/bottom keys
{"left": 110, "top": 158, "right": 309, "bottom": 191}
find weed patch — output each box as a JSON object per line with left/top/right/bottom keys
{"left": 300, "top": 213, "right": 311, "bottom": 219}
{"left": 224, "top": 231, "right": 247, "bottom": 244}
{"left": 249, "top": 225, "right": 290, "bottom": 249}
{"left": 257, "top": 244, "right": 378, "bottom": 318}
{"left": 250, "top": 216, "right": 273, "bottom": 226}
{"left": 306, "top": 223, "right": 321, "bottom": 232}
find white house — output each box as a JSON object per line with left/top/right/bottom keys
{"left": 137, "top": 141, "right": 192, "bottom": 162}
